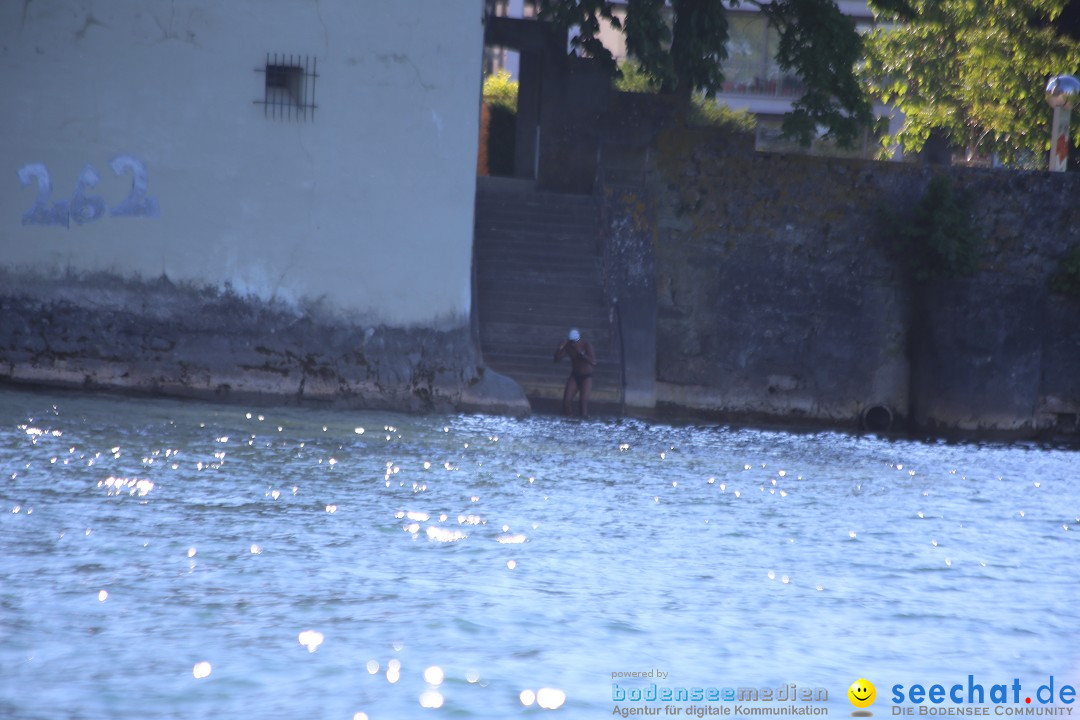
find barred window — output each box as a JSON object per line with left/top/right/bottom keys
{"left": 256, "top": 53, "right": 318, "bottom": 121}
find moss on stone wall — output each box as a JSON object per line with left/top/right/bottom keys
{"left": 608, "top": 120, "right": 1080, "bottom": 436}
{"left": 0, "top": 269, "right": 527, "bottom": 415}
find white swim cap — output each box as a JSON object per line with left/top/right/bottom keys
{"left": 568, "top": 328, "right": 581, "bottom": 342}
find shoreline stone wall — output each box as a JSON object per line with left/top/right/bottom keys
{"left": 602, "top": 117, "right": 1080, "bottom": 439}
{"left": 0, "top": 270, "right": 528, "bottom": 416}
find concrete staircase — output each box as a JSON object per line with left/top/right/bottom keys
{"left": 473, "top": 177, "right": 623, "bottom": 413}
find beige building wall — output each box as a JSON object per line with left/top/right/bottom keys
{"left": 1, "top": 0, "right": 484, "bottom": 328}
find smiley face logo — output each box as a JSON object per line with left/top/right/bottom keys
{"left": 848, "top": 678, "right": 876, "bottom": 713}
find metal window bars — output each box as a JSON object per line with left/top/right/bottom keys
{"left": 255, "top": 53, "right": 318, "bottom": 121}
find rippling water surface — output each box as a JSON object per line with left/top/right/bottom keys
{"left": 1, "top": 388, "right": 1078, "bottom": 719}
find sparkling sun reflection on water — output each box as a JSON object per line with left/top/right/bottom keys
{"left": 0, "top": 388, "right": 1078, "bottom": 719}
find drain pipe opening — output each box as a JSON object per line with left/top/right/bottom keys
{"left": 862, "top": 405, "right": 894, "bottom": 433}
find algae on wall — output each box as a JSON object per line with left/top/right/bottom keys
{"left": 612, "top": 121, "right": 1080, "bottom": 436}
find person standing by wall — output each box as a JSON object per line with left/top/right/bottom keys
{"left": 554, "top": 328, "right": 596, "bottom": 418}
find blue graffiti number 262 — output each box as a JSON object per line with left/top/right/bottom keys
{"left": 17, "top": 155, "right": 160, "bottom": 228}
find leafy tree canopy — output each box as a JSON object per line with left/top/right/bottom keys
{"left": 863, "top": 0, "right": 1080, "bottom": 166}
{"left": 537, "top": 0, "right": 889, "bottom": 147}
{"left": 615, "top": 59, "right": 756, "bottom": 131}
{"left": 483, "top": 69, "right": 519, "bottom": 111}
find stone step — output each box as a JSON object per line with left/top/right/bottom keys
{"left": 475, "top": 204, "right": 597, "bottom": 225}
{"left": 475, "top": 229, "right": 598, "bottom": 246}
{"left": 481, "top": 323, "right": 614, "bottom": 348}
{"left": 521, "top": 387, "right": 622, "bottom": 403}
{"left": 476, "top": 239, "right": 599, "bottom": 255}
{"left": 477, "top": 274, "right": 606, "bottom": 292}
{"left": 477, "top": 256, "right": 598, "bottom": 273}
{"left": 477, "top": 265, "right": 592, "bottom": 279}
{"left": 477, "top": 285, "right": 609, "bottom": 313}
{"left": 474, "top": 176, "right": 539, "bottom": 194}
{"left": 486, "top": 343, "right": 619, "bottom": 360}
{"left": 476, "top": 177, "right": 596, "bottom": 201}
{"left": 485, "top": 367, "right": 623, "bottom": 392}
{"left": 476, "top": 267, "right": 601, "bottom": 284}
{"left": 484, "top": 365, "right": 623, "bottom": 397}
{"left": 486, "top": 356, "right": 618, "bottom": 374}
{"left": 477, "top": 184, "right": 596, "bottom": 201}
{"left": 474, "top": 179, "right": 617, "bottom": 411}
{"left": 477, "top": 284, "right": 609, "bottom": 303}
{"left": 517, "top": 383, "right": 622, "bottom": 403}
{"left": 485, "top": 346, "right": 619, "bottom": 368}
{"left": 481, "top": 345, "right": 617, "bottom": 367}
{"left": 476, "top": 201, "right": 596, "bottom": 215}
{"left": 476, "top": 277, "right": 605, "bottom": 291}
{"left": 486, "top": 354, "right": 619, "bottom": 373}
{"left": 479, "top": 314, "right": 611, "bottom": 332}
{"left": 479, "top": 311, "right": 610, "bottom": 334}
{"left": 476, "top": 184, "right": 597, "bottom": 201}
{"left": 475, "top": 205, "right": 598, "bottom": 223}
{"left": 477, "top": 302, "right": 606, "bottom": 318}
{"left": 475, "top": 232, "right": 600, "bottom": 255}
{"left": 476, "top": 189, "right": 598, "bottom": 209}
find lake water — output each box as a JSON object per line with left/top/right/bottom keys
{"left": 1, "top": 387, "right": 1078, "bottom": 720}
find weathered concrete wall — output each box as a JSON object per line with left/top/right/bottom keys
{"left": 602, "top": 112, "right": 1080, "bottom": 438}
{"left": 0, "top": 269, "right": 526, "bottom": 415}
{"left": 0, "top": 0, "right": 528, "bottom": 414}
{"left": 1, "top": 0, "right": 483, "bottom": 326}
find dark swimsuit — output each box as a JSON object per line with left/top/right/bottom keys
{"left": 571, "top": 370, "right": 593, "bottom": 387}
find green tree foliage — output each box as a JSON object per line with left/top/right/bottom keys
{"left": 687, "top": 100, "right": 757, "bottom": 131}
{"left": 538, "top": 0, "right": 879, "bottom": 147}
{"left": 482, "top": 71, "right": 519, "bottom": 176}
{"left": 483, "top": 69, "right": 519, "bottom": 111}
{"left": 758, "top": 0, "right": 871, "bottom": 146}
{"left": 536, "top": 0, "right": 624, "bottom": 75}
{"left": 863, "top": 0, "right": 1080, "bottom": 166}
{"left": 622, "top": 0, "right": 729, "bottom": 100}
{"left": 613, "top": 59, "right": 662, "bottom": 93}
{"left": 614, "top": 60, "right": 755, "bottom": 131}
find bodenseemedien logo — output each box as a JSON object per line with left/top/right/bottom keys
{"left": 610, "top": 679, "right": 829, "bottom": 717}
{"left": 849, "top": 678, "right": 876, "bottom": 717}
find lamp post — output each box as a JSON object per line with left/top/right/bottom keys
{"left": 1045, "top": 74, "right": 1080, "bottom": 172}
